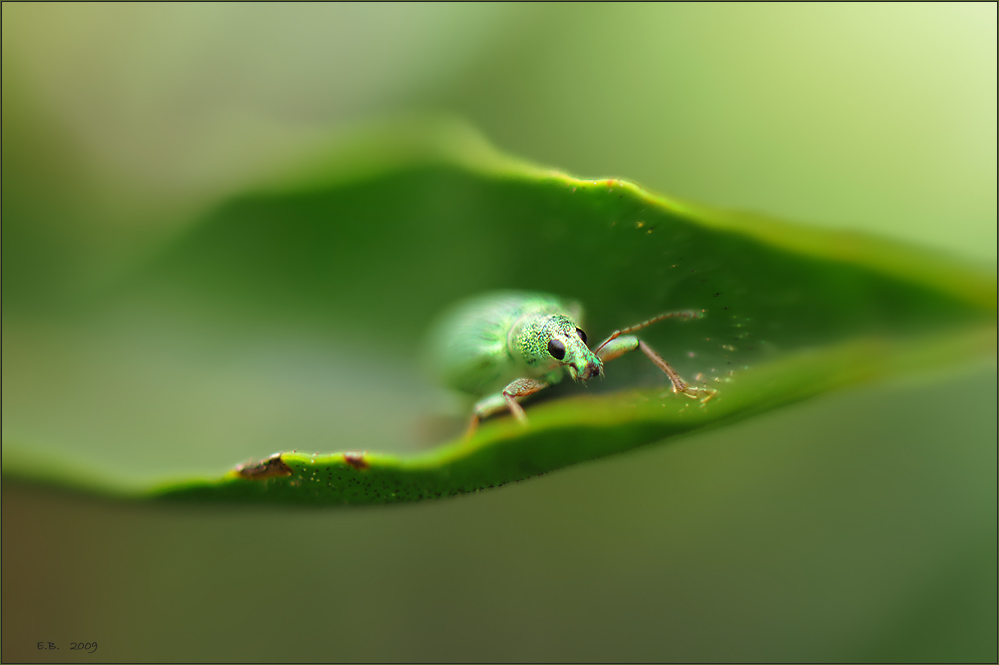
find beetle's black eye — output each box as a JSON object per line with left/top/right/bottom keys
{"left": 576, "top": 328, "right": 587, "bottom": 345}
{"left": 548, "top": 338, "right": 566, "bottom": 360}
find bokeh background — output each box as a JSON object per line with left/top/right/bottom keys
{"left": 3, "top": 4, "right": 996, "bottom": 662}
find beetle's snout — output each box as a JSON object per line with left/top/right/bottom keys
{"left": 574, "top": 361, "right": 602, "bottom": 382}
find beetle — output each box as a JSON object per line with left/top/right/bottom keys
{"left": 427, "top": 291, "right": 715, "bottom": 437}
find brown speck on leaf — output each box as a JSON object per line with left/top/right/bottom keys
{"left": 235, "top": 453, "right": 292, "bottom": 480}
{"left": 343, "top": 451, "right": 370, "bottom": 471}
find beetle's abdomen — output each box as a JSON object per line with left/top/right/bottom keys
{"left": 426, "top": 291, "right": 570, "bottom": 397}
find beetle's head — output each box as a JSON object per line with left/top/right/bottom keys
{"left": 543, "top": 315, "right": 603, "bottom": 383}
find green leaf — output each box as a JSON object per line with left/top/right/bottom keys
{"left": 3, "top": 120, "right": 995, "bottom": 505}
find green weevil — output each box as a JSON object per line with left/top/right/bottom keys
{"left": 428, "top": 291, "right": 715, "bottom": 437}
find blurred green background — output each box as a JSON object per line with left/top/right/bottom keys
{"left": 3, "top": 4, "right": 996, "bottom": 662}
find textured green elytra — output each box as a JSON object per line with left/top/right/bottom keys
{"left": 428, "top": 291, "right": 712, "bottom": 433}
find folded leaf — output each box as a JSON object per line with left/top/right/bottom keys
{"left": 4, "top": 121, "right": 995, "bottom": 505}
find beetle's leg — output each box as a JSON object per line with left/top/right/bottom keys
{"left": 596, "top": 334, "right": 715, "bottom": 403}
{"left": 465, "top": 377, "right": 550, "bottom": 440}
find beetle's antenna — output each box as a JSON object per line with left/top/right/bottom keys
{"left": 594, "top": 310, "right": 703, "bottom": 354}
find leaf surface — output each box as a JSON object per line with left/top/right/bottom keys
{"left": 3, "top": 121, "right": 995, "bottom": 504}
